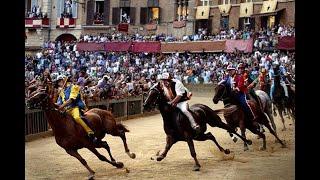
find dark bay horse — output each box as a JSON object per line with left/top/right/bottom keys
{"left": 272, "top": 72, "right": 295, "bottom": 130}
{"left": 26, "top": 86, "right": 135, "bottom": 179}
{"left": 143, "top": 83, "right": 252, "bottom": 171}
{"left": 212, "top": 80, "right": 286, "bottom": 151}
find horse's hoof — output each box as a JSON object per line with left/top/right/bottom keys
{"left": 129, "top": 153, "right": 136, "bottom": 159}
{"left": 193, "top": 164, "right": 201, "bottom": 171}
{"left": 88, "top": 173, "right": 95, "bottom": 180}
{"left": 115, "top": 162, "right": 124, "bottom": 168}
{"left": 244, "top": 146, "right": 249, "bottom": 151}
{"left": 281, "top": 144, "right": 287, "bottom": 148}
{"left": 232, "top": 137, "right": 238, "bottom": 143}
{"left": 246, "top": 140, "right": 252, "bottom": 145}
{"left": 259, "top": 146, "right": 266, "bottom": 151}
{"left": 224, "top": 149, "right": 230, "bottom": 154}
{"left": 156, "top": 155, "right": 164, "bottom": 161}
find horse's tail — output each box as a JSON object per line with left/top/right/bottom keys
{"left": 116, "top": 123, "right": 130, "bottom": 133}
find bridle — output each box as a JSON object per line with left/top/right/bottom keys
{"left": 27, "top": 90, "right": 56, "bottom": 111}
{"left": 144, "top": 85, "right": 161, "bottom": 108}
{"left": 216, "top": 83, "right": 230, "bottom": 102}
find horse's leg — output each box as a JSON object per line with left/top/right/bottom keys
{"left": 278, "top": 107, "right": 286, "bottom": 131}
{"left": 186, "top": 139, "right": 201, "bottom": 171}
{"left": 200, "top": 132, "right": 230, "bottom": 154}
{"left": 119, "top": 132, "right": 136, "bottom": 159}
{"left": 99, "top": 141, "right": 116, "bottom": 162}
{"left": 273, "top": 104, "right": 277, "bottom": 116}
{"left": 264, "top": 121, "right": 287, "bottom": 148}
{"left": 87, "top": 147, "right": 124, "bottom": 168}
{"left": 239, "top": 119, "right": 249, "bottom": 151}
{"left": 249, "top": 126, "right": 267, "bottom": 151}
{"left": 66, "top": 149, "right": 95, "bottom": 179}
{"left": 210, "top": 116, "right": 252, "bottom": 145}
{"left": 156, "top": 135, "right": 176, "bottom": 161}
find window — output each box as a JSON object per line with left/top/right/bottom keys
{"left": 200, "top": 0, "right": 213, "bottom": 6}
{"left": 57, "top": 0, "right": 77, "bottom": 18}
{"left": 175, "top": 0, "right": 189, "bottom": 21}
{"left": 140, "top": 7, "right": 160, "bottom": 24}
{"left": 220, "top": 16, "right": 229, "bottom": 30}
{"left": 94, "top": 0, "right": 104, "bottom": 24}
{"left": 120, "top": 7, "right": 130, "bottom": 23}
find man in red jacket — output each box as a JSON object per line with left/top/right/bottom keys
{"left": 232, "top": 63, "right": 260, "bottom": 131}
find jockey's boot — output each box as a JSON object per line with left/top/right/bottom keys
{"left": 88, "top": 132, "right": 98, "bottom": 144}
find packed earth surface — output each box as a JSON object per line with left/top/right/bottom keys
{"left": 26, "top": 92, "right": 294, "bottom": 180}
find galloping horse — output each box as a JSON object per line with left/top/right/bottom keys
{"left": 272, "top": 70, "right": 295, "bottom": 130}
{"left": 143, "top": 83, "right": 252, "bottom": 171}
{"left": 26, "top": 85, "right": 136, "bottom": 179}
{"left": 212, "top": 80, "right": 286, "bottom": 151}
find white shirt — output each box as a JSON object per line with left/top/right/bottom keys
{"left": 172, "top": 79, "right": 189, "bottom": 96}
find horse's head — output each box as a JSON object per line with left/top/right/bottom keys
{"left": 143, "top": 82, "right": 161, "bottom": 111}
{"left": 26, "top": 86, "right": 51, "bottom": 110}
{"left": 213, "top": 80, "right": 230, "bottom": 104}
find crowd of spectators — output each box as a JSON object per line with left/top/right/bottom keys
{"left": 25, "top": 25, "right": 295, "bottom": 102}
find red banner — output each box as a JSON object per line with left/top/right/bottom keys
{"left": 104, "top": 42, "right": 132, "bottom": 52}
{"left": 277, "top": 36, "right": 295, "bottom": 50}
{"left": 161, "top": 41, "right": 226, "bottom": 53}
{"left": 118, "top": 23, "right": 129, "bottom": 32}
{"left": 225, "top": 39, "right": 253, "bottom": 53}
{"left": 131, "top": 42, "right": 161, "bottom": 53}
{"left": 76, "top": 42, "right": 105, "bottom": 51}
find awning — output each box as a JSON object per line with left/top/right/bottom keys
{"left": 104, "top": 42, "right": 132, "bottom": 52}
{"left": 218, "top": 4, "right": 231, "bottom": 15}
{"left": 196, "top": 6, "right": 210, "bottom": 20}
{"left": 251, "top": 8, "right": 285, "bottom": 17}
{"left": 239, "top": 2, "right": 253, "bottom": 18}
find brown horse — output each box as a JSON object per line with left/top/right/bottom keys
{"left": 212, "top": 80, "right": 286, "bottom": 151}
{"left": 26, "top": 85, "right": 135, "bottom": 179}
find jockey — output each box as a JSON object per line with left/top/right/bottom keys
{"left": 269, "top": 63, "right": 289, "bottom": 102}
{"left": 160, "top": 72, "right": 200, "bottom": 133}
{"left": 232, "top": 63, "right": 262, "bottom": 132}
{"left": 55, "top": 75, "right": 98, "bottom": 143}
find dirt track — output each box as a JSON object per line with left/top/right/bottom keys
{"left": 26, "top": 94, "right": 294, "bottom": 180}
